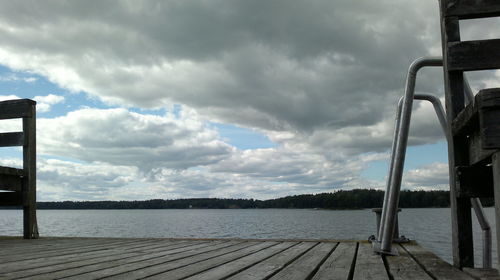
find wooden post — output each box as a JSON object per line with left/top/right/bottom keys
{"left": 493, "top": 152, "right": 500, "bottom": 267}
{"left": 22, "top": 104, "right": 38, "bottom": 239}
{"left": 439, "top": 4, "right": 473, "bottom": 268}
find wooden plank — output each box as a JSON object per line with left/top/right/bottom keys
{"left": 0, "top": 191, "right": 22, "bottom": 206}
{"left": 3, "top": 241, "right": 233, "bottom": 280}
{"left": 0, "top": 99, "right": 35, "bottom": 120}
{"left": 227, "top": 242, "right": 317, "bottom": 280}
{"left": 442, "top": 0, "right": 500, "bottom": 19}
{"left": 385, "top": 244, "right": 433, "bottom": 280}
{"left": 103, "top": 241, "right": 254, "bottom": 280}
{"left": 186, "top": 242, "right": 298, "bottom": 280}
{"left": 0, "top": 238, "right": 165, "bottom": 263}
{"left": 143, "top": 242, "right": 280, "bottom": 280}
{"left": 478, "top": 89, "right": 500, "bottom": 149}
{"left": 266, "top": 242, "right": 335, "bottom": 280}
{"left": 18, "top": 241, "right": 222, "bottom": 280}
{"left": 0, "top": 166, "right": 24, "bottom": 176}
{"left": 401, "top": 243, "right": 474, "bottom": 279}
{"left": 352, "top": 242, "right": 388, "bottom": 280}
{"left": 455, "top": 165, "right": 493, "bottom": 197}
{"left": 0, "top": 174, "right": 22, "bottom": 191}
{"left": 0, "top": 239, "right": 179, "bottom": 274}
{"left": 448, "top": 39, "right": 500, "bottom": 71}
{"left": 0, "top": 132, "right": 24, "bottom": 147}
{"left": 311, "top": 242, "right": 357, "bottom": 280}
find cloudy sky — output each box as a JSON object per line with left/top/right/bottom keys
{"left": 0, "top": 0, "right": 498, "bottom": 201}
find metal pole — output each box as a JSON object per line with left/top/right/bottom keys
{"left": 378, "top": 96, "right": 403, "bottom": 241}
{"left": 379, "top": 57, "right": 443, "bottom": 253}
{"left": 471, "top": 198, "right": 492, "bottom": 268}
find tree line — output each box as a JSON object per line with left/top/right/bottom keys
{"left": 31, "top": 189, "right": 494, "bottom": 210}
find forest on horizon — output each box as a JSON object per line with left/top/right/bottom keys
{"left": 31, "top": 189, "right": 495, "bottom": 210}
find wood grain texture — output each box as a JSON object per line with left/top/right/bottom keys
{"left": 267, "top": 242, "right": 336, "bottom": 280}
{"left": 448, "top": 39, "right": 500, "bottom": 71}
{"left": 0, "top": 99, "right": 35, "bottom": 119}
{"left": 442, "top": 0, "right": 500, "bottom": 19}
{"left": 0, "top": 132, "right": 24, "bottom": 147}
{"left": 311, "top": 242, "right": 357, "bottom": 280}
{"left": 352, "top": 242, "right": 389, "bottom": 280}
{"left": 401, "top": 242, "right": 474, "bottom": 280}
{"left": 386, "top": 244, "right": 433, "bottom": 280}
{"left": 227, "top": 242, "right": 318, "bottom": 280}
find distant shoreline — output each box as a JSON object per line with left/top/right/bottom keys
{"left": 3, "top": 189, "right": 488, "bottom": 210}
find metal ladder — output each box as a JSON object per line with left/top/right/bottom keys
{"left": 373, "top": 57, "right": 492, "bottom": 268}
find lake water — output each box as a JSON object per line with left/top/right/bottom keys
{"left": 0, "top": 208, "right": 496, "bottom": 267}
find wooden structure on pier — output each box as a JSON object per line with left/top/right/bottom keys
{"left": 439, "top": 0, "right": 500, "bottom": 268}
{"left": 0, "top": 237, "right": 480, "bottom": 280}
{"left": 0, "top": 99, "right": 38, "bottom": 239}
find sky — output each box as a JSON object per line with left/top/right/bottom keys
{"left": 0, "top": 0, "right": 499, "bottom": 201}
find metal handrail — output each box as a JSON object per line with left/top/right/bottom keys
{"left": 375, "top": 57, "right": 492, "bottom": 268}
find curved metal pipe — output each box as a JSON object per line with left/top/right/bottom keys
{"left": 379, "top": 57, "right": 443, "bottom": 253}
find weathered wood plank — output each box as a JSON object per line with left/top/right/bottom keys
{"left": 267, "top": 242, "right": 336, "bottom": 280}
{"left": 352, "top": 242, "right": 388, "bottom": 280}
{"left": 103, "top": 241, "right": 254, "bottom": 280}
{"left": 0, "top": 238, "right": 164, "bottom": 263}
{"left": 385, "top": 244, "right": 433, "bottom": 280}
{"left": 4, "top": 241, "right": 233, "bottom": 280}
{"left": 0, "top": 239, "right": 179, "bottom": 275}
{"left": 0, "top": 166, "right": 24, "bottom": 177}
{"left": 455, "top": 165, "right": 493, "bottom": 197}
{"left": 0, "top": 174, "right": 22, "bottom": 191}
{"left": 143, "top": 242, "right": 280, "bottom": 280}
{"left": 186, "top": 242, "right": 298, "bottom": 280}
{"left": 227, "top": 242, "right": 317, "bottom": 280}
{"left": 19, "top": 241, "right": 222, "bottom": 280}
{"left": 442, "top": 0, "right": 500, "bottom": 19}
{"left": 0, "top": 99, "right": 35, "bottom": 120}
{"left": 401, "top": 242, "right": 474, "bottom": 279}
{"left": 0, "top": 132, "right": 24, "bottom": 147}
{"left": 311, "top": 242, "right": 357, "bottom": 280}
{"left": 448, "top": 39, "right": 500, "bottom": 71}
{"left": 477, "top": 88, "right": 500, "bottom": 149}
{"left": 0, "top": 191, "right": 22, "bottom": 206}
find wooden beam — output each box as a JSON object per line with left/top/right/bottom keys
{"left": 0, "top": 99, "right": 35, "bottom": 120}
{"left": 0, "top": 191, "right": 22, "bottom": 206}
{"left": 448, "top": 39, "right": 500, "bottom": 71}
{"left": 23, "top": 105, "right": 38, "bottom": 239}
{"left": 477, "top": 88, "right": 500, "bottom": 149}
{"left": 442, "top": 0, "right": 500, "bottom": 19}
{"left": 455, "top": 166, "right": 493, "bottom": 197}
{"left": 0, "top": 132, "right": 24, "bottom": 147}
{"left": 0, "top": 174, "right": 22, "bottom": 192}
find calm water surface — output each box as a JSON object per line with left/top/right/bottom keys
{"left": 0, "top": 208, "right": 496, "bottom": 266}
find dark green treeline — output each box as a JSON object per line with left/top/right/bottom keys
{"left": 34, "top": 189, "right": 493, "bottom": 210}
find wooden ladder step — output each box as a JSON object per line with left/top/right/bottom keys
{"left": 0, "top": 166, "right": 24, "bottom": 192}
{"left": 0, "top": 99, "right": 35, "bottom": 120}
{"left": 0, "top": 132, "right": 24, "bottom": 147}
{"left": 0, "top": 191, "right": 23, "bottom": 206}
{"left": 443, "top": 0, "right": 500, "bottom": 19}
{"left": 448, "top": 39, "right": 500, "bottom": 71}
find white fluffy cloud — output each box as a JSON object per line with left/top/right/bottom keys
{"left": 34, "top": 94, "right": 64, "bottom": 113}
{"left": 37, "top": 107, "right": 233, "bottom": 171}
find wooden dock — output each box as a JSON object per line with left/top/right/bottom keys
{"left": 0, "top": 237, "right": 483, "bottom": 280}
